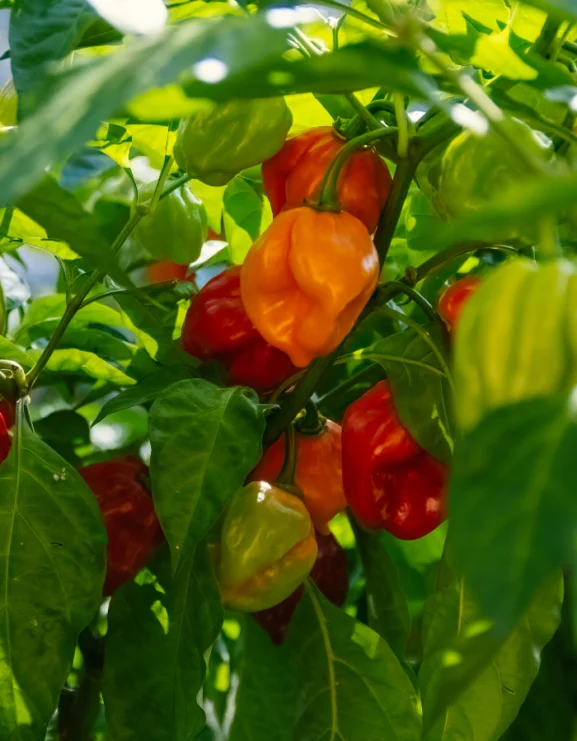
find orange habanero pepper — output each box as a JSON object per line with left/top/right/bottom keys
{"left": 240, "top": 207, "right": 379, "bottom": 368}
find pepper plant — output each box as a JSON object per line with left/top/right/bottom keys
{"left": 0, "top": 0, "right": 576, "bottom": 739}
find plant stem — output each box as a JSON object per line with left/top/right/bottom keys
{"left": 533, "top": 16, "right": 563, "bottom": 58}
{"left": 276, "top": 422, "right": 298, "bottom": 487}
{"left": 25, "top": 206, "right": 147, "bottom": 389}
{"left": 377, "top": 281, "right": 439, "bottom": 321}
{"left": 316, "top": 127, "right": 398, "bottom": 209}
{"left": 317, "top": 364, "right": 380, "bottom": 408}
{"left": 373, "top": 156, "right": 415, "bottom": 264}
{"left": 406, "top": 242, "right": 517, "bottom": 284}
{"left": 58, "top": 629, "right": 104, "bottom": 741}
{"left": 151, "top": 155, "right": 174, "bottom": 209}
{"left": 313, "top": 0, "right": 393, "bottom": 32}
{"left": 344, "top": 93, "right": 384, "bottom": 131}
{"left": 159, "top": 173, "right": 192, "bottom": 201}
{"left": 394, "top": 94, "right": 409, "bottom": 158}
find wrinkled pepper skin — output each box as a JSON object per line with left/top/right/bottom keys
{"left": 249, "top": 420, "right": 346, "bottom": 534}
{"left": 342, "top": 381, "right": 447, "bottom": 540}
{"left": 454, "top": 258, "right": 577, "bottom": 431}
{"left": 174, "top": 98, "right": 292, "bottom": 186}
{"left": 181, "top": 266, "right": 297, "bottom": 394}
{"left": 133, "top": 183, "right": 207, "bottom": 266}
{"left": 0, "top": 409, "right": 11, "bottom": 464}
{"left": 213, "top": 480, "right": 318, "bottom": 612}
{"left": 80, "top": 457, "right": 165, "bottom": 595}
{"left": 438, "top": 276, "right": 481, "bottom": 333}
{"left": 253, "top": 531, "right": 348, "bottom": 644}
{"left": 241, "top": 207, "right": 379, "bottom": 367}
{"left": 262, "top": 126, "right": 391, "bottom": 233}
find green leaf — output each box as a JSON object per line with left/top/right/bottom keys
{"left": 0, "top": 335, "right": 33, "bottom": 367}
{"left": 0, "top": 410, "right": 106, "bottom": 739}
{"left": 419, "top": 556, "right": 562, "bottom": 740}
{"left": 450, "top": 394, "right": 577, "bottom": 631}
{"left": 9, "top": 0, "right": 96, "bottom": 119}
{"left": 406, "top": 192, "right": 445, "bottom": 253}
{"left": 287, "top": 584, "right": 422, "bottom": 740}
{"left": 189, "top": 180, "right": 225, "bottom": 233}
{"left": 229, "top": 619, "right": 296, "bottom": 741}
{"left": 353, "top": 524, "right": 412, "bottom": 668}
{"left": 103, "top": 543, "right": 223, "bottom": 741}
{"left": 149, "top": 380, "right": 265, "bottom": 571}
{"left": 92, "top": 365, "right": 198, "bottom": 425}
{"left": 360, "top": 324, "right": 454, "bottom": 462}
{"left": 16, "top": 176, "right": 132, "bottom": 286}
{"left": 29, "top": 348, "right": 137, "bottom": 386}
{"left": 223, "top": 176, "right": 271, "bottom": 264}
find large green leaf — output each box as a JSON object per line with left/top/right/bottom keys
{"left": 228, "top": 619, "right": 297, "bottom": 741}
{"left": 103, "top": 544, "right": 223, "bottom": 741}
{"left": 149, "top": 380, "right": 265, "bottom": 571}
{"left": 359, "top": 323, "right": 454, "bottom": 462}
{"left": 419, "top": 558, "right": 562, "bottom": 740}
{"left": 9, "top": 0, "right": 96, "bottom": 119}
{"left": 0, "top": 407, "right": 106, "bottom": 739}
{"left": 353, "top": 523, "right": 412, "bottom": 668}
{"left": 287, "top": 584, "right": 422, "bottom": 741}
{"left": 450, "top": 394, "right": 577, "bottom": 631}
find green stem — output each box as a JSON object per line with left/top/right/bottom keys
{"left": 373, "top": 156, "right": 415, "bottom": 264}
{"left": 151, "top": 155, "right": 174, "bottom": 209}
{"left": 316, "top": 127, "right": 398, "bottom": 210}
{"left": 317, "top": 364, "right": 380, "bottom": 408}
{"left": 313, "top": 0, "right": 392, "bottom": 32}
{"left": 394, "top": 94, "right": 409, "bottom": 158}
{"left": 25, "top": 206, "right": 147, "bottom": 389}
{"left": 533, "top": 16, "right": 563, "bottom": 58}
{"left": 295, "top": 400, "right": 325, "bottom": 436}
{"left": 377, "top": 281, "right": 439, "bottom": 321}
{"left": 406, "top": 242, "right": 517, "bottom": 284}
{"left": 276, "top": 422, "right": 298, "bottom": 488}
{"left": 160, "top": 173, "right": 192, "bottom": 201}
{"left": 344, "top": 93, "right": 384, "bottom": 131}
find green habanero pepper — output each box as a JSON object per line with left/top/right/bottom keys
{"left": 436, "top": 119, "right": 551, "bottom": 223}
{"left": 211, "top": 480, "right": 318, "bottom": 612}
{"left": 454, "top": 258, "right": 577, "bottom": 431}
{"left": 132, "top": 181, "right": 208, "bottom": 266}
{"left": 173, "top": 97, "right": 293, "bottom": 186}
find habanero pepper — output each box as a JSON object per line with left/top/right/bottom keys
{"left": 80, "top": 456, "right": 164, "bottom": 595}
{"left": 241, "top": 207, "right": 379, "bottom": 368}
{"left": 438, "top": 276, "right": 481, "bottom": 334}
{"left": 0, "top": 407, "right": 11, "bottom": 464}
{"left": 253, "top": 530, "right": 348, "bottom": 644}
{"left": 262, "top": 126, "right": 391, "bottom": 233}
{"left": 342, "top": 381, "right": 447, "bottom": 540}
{"left": 249, "top": 418, "right": 346, "bottom": 534}
{"left": 181, "top": 266, "right": 297, "bottom": 395}
{"left": 211, "top": 480, "right": 318, "bottom": 612}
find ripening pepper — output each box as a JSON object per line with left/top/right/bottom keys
{"left": 0, "top": 408, "right": 11, "bottom": 464}
{"left": 174, "top": 98, "right": 292, "bottom": 186}
{"left": 0, "top": 399, "right": 15, "bottom": 430}
{"left": 80, "top": 457, "right": 165, "bottom": 595}
{"left": 241, "top": 207, "right": 379, "bottom": 368}
{"left": 181, "top": 266, "right": 297, "bottom": 394}
{"left": 249, "top": 419, "right": 346, "bottom": 534}
{"left": 262, "top": 126, "right": 391, "bottom": 233}
{"left": 133, "top": 182, "right": 207, "bottom": 266}
{"left": 342, "top": 381, "right": 447, "bottom": 540}
{"left": 438, "top": 276, "right": 481, "bottom": 334}
{"left": 147, "top": 261, "right": 191, "bottom": 284}
{"left": 212, "top": 480, "right": 318, "bottom": 612}
{"left": 455, "top": 258, "right": 577, "bottom": 431}
{"left": 253, "top": 530, "right": 348, "bottom": 644}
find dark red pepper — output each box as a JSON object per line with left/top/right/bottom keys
{"left": 438, "top": 276, "right": 481, "bottom": 334}
{"left": 0, "top": 399, "right": 15, "bottom": 430}
{"left": 0, "top": 409, "right": 11, "bottom": 464}
{"left": 342, "top": 381, "right": 447, "bottom": 540}
{"left": 181, "top": 266, "right": 297, "bottom": 394}
{"left": 79, "top": 456, "right": 164, "bottom": 595}
{"left": 253, "top": 531, "right": 348, "bottom": 644}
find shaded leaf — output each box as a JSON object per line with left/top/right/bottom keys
{"left": 149, "top": 380, "right": 265, "bottom": 570}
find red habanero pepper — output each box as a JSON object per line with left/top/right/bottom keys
{"left": 0, "top": 408, "right": 11, "bottom": 464}
{"left": 253, "top": 531, "right": 348, "bottom": 645}
{"left": 0, "top": 399, "right": 15, "bottom": 430}
{"left": 342, "top": 381, "right": 447, "bottom": 540}
{"left": 438, "top": 276, "right": 481, "bottom": 334}
{"left": 262, "top": 126, "right": 392, "bottom": 233}
{"left": 80, "top": 457, "right": 164, "bottom": 595}
{"left": 147, "top": 262, "right": 190, "bottom": 284}
{"left": 249, "top": 419, "right": 346, "bottom": 534}
{"left": 181, "top": 266, "right": 297, "bottom": 394}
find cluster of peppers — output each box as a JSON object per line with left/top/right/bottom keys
{"left": 0, "top": 100, "right": 483, "bottom": 643}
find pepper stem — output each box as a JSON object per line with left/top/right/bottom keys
{"left": 314, "top": 127, "right": 399, "bottom": 213}
{"left": 296, "top": 400, "right": 325, "bottom": 436}
{"left": 276, "top": 423, "right": 298, "bottom": 489}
